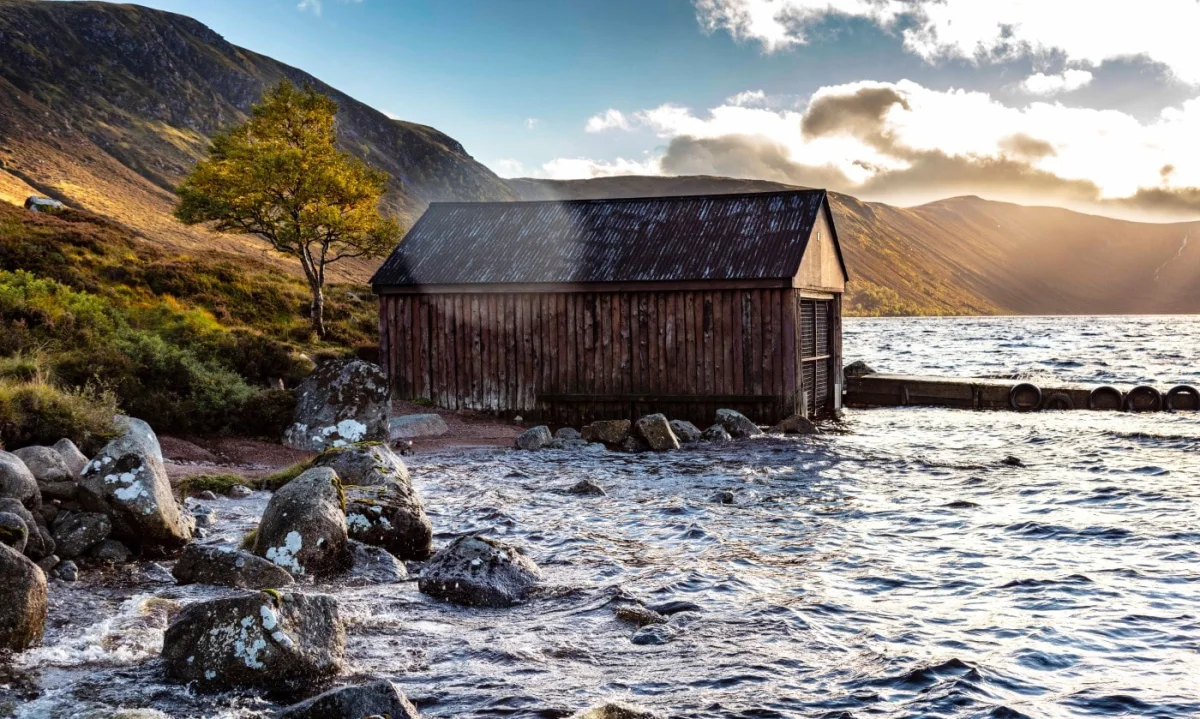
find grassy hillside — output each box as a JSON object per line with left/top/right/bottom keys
{"left": 0, "top": 0, "right": 515, "bottom": 281}
{"left": 510, "top": 176, "right": 1200, "bottom": 316}
{"left": 0, "top": 200, "right": 377, "bottom": 445}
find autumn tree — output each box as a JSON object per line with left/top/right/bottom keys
{"left": 175, "top": 80, "right": 400, "bottom": 338}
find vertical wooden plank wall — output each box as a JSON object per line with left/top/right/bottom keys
{"left": 380, "top": 289, "right": 807, "bottom": 425}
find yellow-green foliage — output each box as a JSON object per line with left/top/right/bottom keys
{"left": 178, "top": 473, "right": 246, "bottom": 497}
{"left": 262, "top": 461, "right": 312, "bottom": 491}
{"left": 240, "top": 527, "right": 258, "bottom": 550}
{"left": 0, "top": 376, "right": 118, "bottom": 453}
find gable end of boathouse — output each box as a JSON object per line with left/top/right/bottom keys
{"left": 370, "top": 189, "right": 849, "bottom": 426}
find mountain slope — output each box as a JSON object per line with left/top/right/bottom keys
{"left": 510, "top": 177, "right": 1200, "bottom": 316}
{"left": 0, "top": 0, "right": 515, "bottom": 278}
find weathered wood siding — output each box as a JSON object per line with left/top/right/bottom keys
{"left": 379, "top": 287, "right": 841, "bottom": 427}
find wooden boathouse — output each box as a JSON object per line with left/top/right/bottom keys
{"left": 370, "top": 189, "right": 849, "bottom": 427}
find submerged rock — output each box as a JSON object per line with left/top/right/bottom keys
{"left": 344, "top": 479, "right": 433, "bottom": 560}
{"left": 669, "top": 420, "right": 703, "bottom": 443}
{"left": 78, "top": 416, "right": 194, "bottom": 553}
{"left": 554, "top": 427, "right": 583, "bottom": 441}
{"left": 565, "top": 479, "right": 607, "bottom": 496}
{"left": 312, "top": 442, "right": 410, "bottom": 486}
{"left": 515, "top": 425, "right": 553, "bottom": 451}
{"left": 162, "top": 591, "right": 345, "bottom": 691}
{"left": 52, "top": 511, "right": 112, "bottom": 559}
{"left": 389, "top": 413, "right": 449, "bottom": 441}
{"left": 0, "top": 542, "right": 47, "bottom": 652}
{"left": 283, "top": 359, "right": 390, "bottom": 452}
{"left": 418, "top": 535, "right": 541, "bottom": 608}
{"left": 345, "top": 540, "right": 408, "bottom": 585}
{"left": 173, "top": 545, "right": 295, "bottom": 590}
{"left": 572, "top": 704, "right": 661, "bottom": 719}
{"left": 614, "top": 605, "right": 666, "bottom": 627}
{"left": 278, "top": 679, "right": 420, "bottom": 719}
{"left": 229, "top": 485, "right": 253, "bottom": 499}
{"left": 770, "top": 414, "right": 818, "bottom": 435}
{"left": 634, "top": 414, "right": 680, "bottom": 452}
{"left": 630, "top": 623, "right": 674, "bottom": 645}
{"left": 253, "top": 467, "right": 349, "bottom": 577}
{"left": 0, "top": 450, "right": 39, "bottom": 510}
{"left": 701, "top": 424, "right": 731, "bottom": 442}
{"left": 715, "top": 409, "right": 763, "bottom": 439}
{"left": 582, "top": 420, "right": 632, "bottom": 446}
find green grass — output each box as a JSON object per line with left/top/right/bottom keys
{"left": 0, "top": 376, "right": 119, "bottom": 454}
{"left": 178, "top": 473, "right": 246, "bottom": 497}
{"left": 261, "top": 461, "right": 312, "bottom": 491}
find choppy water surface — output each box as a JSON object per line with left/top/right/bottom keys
{"left": 8, "top": 316, "right": 1200, "bottom": 718}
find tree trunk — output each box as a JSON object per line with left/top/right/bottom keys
{"left": 310, "top": 284, "right": 326, "bottom": 339}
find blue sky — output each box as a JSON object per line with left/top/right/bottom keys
{"left": 78, "top": 0, "right": 1200, "bottom": 219}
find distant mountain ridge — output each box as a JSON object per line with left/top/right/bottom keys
{"left": 510, "top": 177, "right": 1200, "bottom": 316}
{"left": 0, "top": 0, "right": 514, "bottom": 277}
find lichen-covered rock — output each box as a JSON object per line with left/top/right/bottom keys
{"left": 162, "top": 591, "right": 345, "bottom": 691}
{"left": 312, "top": 442, "right": 410, "bottom": 486}
{"left": 389, "top": 413, "right": 449, "bottom": 441}
{"left": 253, "top": 467, "right": 349, "bottom": 577}
{"left": 53, "top": 438, "right": 89, "bottom": 478}
{"left": 669, "top": 420, "right": 703, "bottom": 443}
{"left": 345, "top": 539, "right": 408, "bottom": 585}
{"left": 283, "top": 360, "right": 390, "bottom": 452}
{"left": 78, "top": 417, "right": 194, "bottom": 553}
{"left": 571, "top": 703, "right": 661, "bottom": 719}
{"left": 418, "top": 535, "right": 541, "bottom": 608}
{"left": 770, "top": 414, "right": 818, "bottom": 435}
{"left": 634, "top": 414, "right": 680, "bottom": 452}
{"left": 279, "top": 679, "right": 420, "bottom": 719}
{"left": 581, "top": 420, "right": 631, "bottom": 445}
{"left": 173, "top": 544, "right": 295, "bottom": 590}
{"left": 52, "top": 511, "right": 112, "bottom": 559}
{"left": 701, "top": 424, "right": 732, "bottom": 442}
{"left": 0, "top": 542, "right": 47, "bottom": 652}
{"left": 515, "top": 425, "right": 552, "bottom": 451}
{"left": 0, "top": 450, "right": 39, "bottom": 510}
{"left": 344, "top": 480, "right": 433, "bottom": 560}
{"left": 715, "top": 409, "right": 762, "bottom": 439}
{"left": 0, "top": 512, "right": 28, "bottom": 553}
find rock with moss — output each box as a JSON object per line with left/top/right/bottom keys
{"left": 312, "top": 442, "right": 410, "bottom": 486}
{"left": 279, "top": 679, "right": 420, "bottom": 719}
{"left": 283, "top": 360, "right": 390, "bottom": 452}
{"left": 418, "top": 535, "right": 541, "bottom": 608}
{"left": 0, "top": 450, "right": 39, "bottom": 510}
{"left": 173, "top": 544, "right": 295, "bottom": 590}
{"left": 0, "top": 512, "right": 28, "bottom": 554}
{"left": 0, "top": 542, "right": 47, "bottom": 652}
{"left": 162, "top": 591, "right": 344, "bottom": 691}
{"left": 253, "top": 467, "right": 349, "bottom": 577}
{"left": 78, "top": 416, "right": 194, "bottom": 553}
{"left": 343, "top": 480, "right": 433, "bottom": 560}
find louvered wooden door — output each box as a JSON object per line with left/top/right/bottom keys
{"left": 799, "top": 298, "right": 833, "bottom": 416}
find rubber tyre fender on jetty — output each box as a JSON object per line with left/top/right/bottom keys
{"left": 1041, "top": 392, "right": 1074, "bottom": 411}
{"left": 1165, "top": 385, "right": 1200, "bottom": 411}
{"left": 1087, "top": 386, "right": 1124, "bottom": 411}
{"left": 1009, "top": 383, "right": 1042, "bottom": 412}
{"left": 1124, "top": 386, "right": 1163, "bottom": 413}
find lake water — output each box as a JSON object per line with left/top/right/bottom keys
{"left": 7, "top": 315, "right": 1200, "bottom": 718}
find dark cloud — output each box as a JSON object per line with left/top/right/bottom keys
{"left": 801, "top": 86, "right": 910, "bottom": 153}
{"left": 1106, "top": 187, "right": 1200, "bottom": 220}
{"left": 660, "top": 134, "right": 853, "bottom": 190}
{"left": 998, "top": 134, "right": 1057, "bottom": 160}
{"left": 1160, "top": 164, "right": 1176, "bottom": 179}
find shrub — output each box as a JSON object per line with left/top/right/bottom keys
{"left": 239, "top": 389, "right": 297, "bottom": 440}
{"left": 262, "top": 461, "right": 311, "bottom": 491}
{"left": 0, "top": 377, "right": 119, "bottom": 453}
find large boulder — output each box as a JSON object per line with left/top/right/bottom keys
{"left": 0, "top": 542, "right": 47, "bottom": 652}
{"left": 53, "top": 438, "right": 90, "bottom": 478}
{"left": 312, "top": 442, "right": 410, "bottom": 486}
{"left": 0, "top": 498, "right": 52, "bottom": 560}
{"left": 715, "top": 409, "right": 763, "bottom": 439}
{"left": 279, "top": 680, "right": 420, "bottom": 719}
{"left": 515, "top": 425, "right": 552, "bottom": 451}
{"left": 634, "top": 414, "right": 680, "bottom": 452}
{"left": 15, "top": 445, "right": 79, "bottom": 503}
{"left": 172, "top": 545, "right": 295, "bottom": 590}
{"left": 253, "top": 467, "right": 349, "bottom": 577}
{"left": 344, "top": 480, "right": 433, "bottom": 560}
{"left": 0, "top": 450, "right": 39, "bottom": 510}
{"left": 345, "top": 539, "right": 408, "bottom": 585}
{"left": 389, "top": 413, "right": 449, "bottom": 441}
{"left": 418, "top": 535, "right": 541, "bottom": 608}
{"left": 0, "top": 512, "right": 27, "bottom": 553}
{"left": 78, "top": 417, "right": 194, "bottom": 553}
{"left": 669, "top": 420, "right": 703, "bottom": 443}
{"left": 581, "top": 420, "right": 631, "bottom": 446}
{"left": 162, "top": 592, "right": 344, "bottom": 691}
{"left": 52, "top": 511, "right": 111, "bottom": 559}
{"left": 283, "top": 360, "right": 390, "bottom": 452}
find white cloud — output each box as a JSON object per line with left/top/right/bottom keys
{"left": 525, "top": 118, "right": 540, "bottom": 130}
{"left": 1020, "top": 69, "right": 1094, "bottom": 96}
{"left": 298, "top": 0, "right": 362, "bottom": 16}
{"left": 695, "top": 0, "right": 1200, "bottom": 84}
{"left": 541, "top": 156, "right": 663, "bottom": 179}
{"left": 491, "top": 159, "right": 527, "bottom": 177}
{"left": 726, "top": 89, "right": 768, "bottom": 106}
{"left": 585, "top": 109, "right": 633, "bottom": 133}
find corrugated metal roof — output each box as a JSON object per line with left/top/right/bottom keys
{"left": 371, "top": 189, "right": 832, "bottom": 286}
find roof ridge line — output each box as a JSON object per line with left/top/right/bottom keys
{"left": 427, "top": 188, "right": 828, "bottom": 207}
